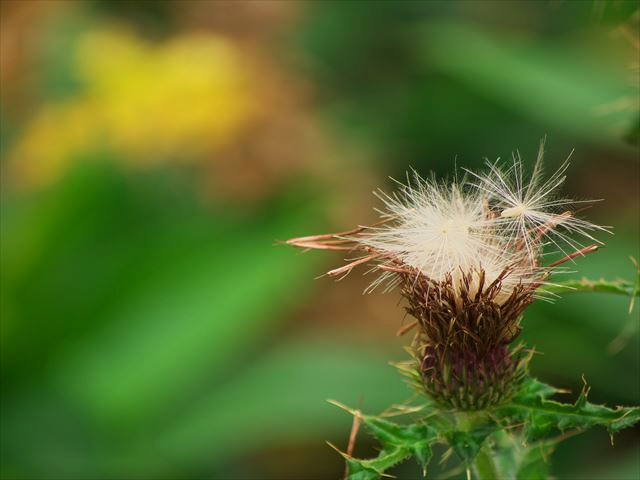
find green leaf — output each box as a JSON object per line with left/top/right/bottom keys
{"left": 412, "top": 439, "right": 433, "bottom": 475}
{"left": 345, "top": 447, "right": 410, "bottom": 479}
{"left": 512, "top": 376, "right": 561, "bottom": 402}
{"left": 330, "top": 403, "right": 440, "bottom": 478}
{"left": 480, "top": 429, "right": 558, "bottom": 480}
{"left": 537, "top": 258, "right": 640, "bottom": 320}
{"left": 344, "top": 458, "right": 385, "bottom": 480}
{"left": 447, "top": 424, "right": 498, "bottom": 466}
{"left": 496, "top": 377, "right": 640, "bottom": 443}
{"left": 537, "top": 277, "right": 639, "bottom": 300}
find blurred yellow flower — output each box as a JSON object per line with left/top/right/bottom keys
{"left": 10, "top": 27, "right": 259, "bottom": 188}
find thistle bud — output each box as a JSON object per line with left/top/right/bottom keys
{"left": 403, "top": 268, "right": 531, "bottom": 409}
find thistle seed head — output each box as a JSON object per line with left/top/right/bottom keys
{"left": 287, "top": 141, "right": 606, "bottom": 409}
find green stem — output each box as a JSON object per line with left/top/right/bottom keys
{"left": 473, "top": 446, "right": 500, "bottom": 480}
{"left": 453, "top": 412, "right": 502, "bottom": 480}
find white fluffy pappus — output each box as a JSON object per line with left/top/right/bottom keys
{"left": 287, "top": 142, "right": 606, "bottom": 303}
{"left": 357, "top": 171, "right": 539, "bottom": 300}
{"left": 466, "top": 139, "right": 610, "bottom": 262}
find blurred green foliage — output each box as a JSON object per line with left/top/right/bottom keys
{"left": 295, "top": 0, "right": 639, "bottom": 176}
{"left": 1, "top": 1, "right": 638, "bottom": 479}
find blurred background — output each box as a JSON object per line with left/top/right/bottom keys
{"left": 1, "top": 1, "right": 638, "bottom": 479}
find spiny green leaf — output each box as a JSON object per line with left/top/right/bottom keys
{"left": 361, "top": 418, "right": 439, "bottom": 476}
{"left": 330, "top": 402, "right": 440, "bottom": 478}
{"left": 333, "top": 442, "right": 409, "bottom": 479}
{"left": 411, "top": 439, "right": 433, "bottom": 475}
{"left": 491, "top": 430, "right": 561, "bottom": 480}
{"left": 511, "top": 376, "right": 560, "bottom": 403}
{"left": 356, "top": 447, "right": 410, "bottom": 474}
{"left": 446, "top": 424, "right": 498, "bottom": 465}
{"left": 496, "top": 378, "right": 640, "bottom": 442}
{"left": 364, "top": 416, "right": 416, "bottom": 445}
{"left": 344, "top": 457, "right": 385, "bottom": 480}
{"left": 364, "top": 417, "right": 436, "bottom": 445}
{"left": 537, "top": 277, "right": 639, "bottom": 300}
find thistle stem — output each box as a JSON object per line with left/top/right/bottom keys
{"left": 472, "top": 446, "right": 500, "bottom": 480}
